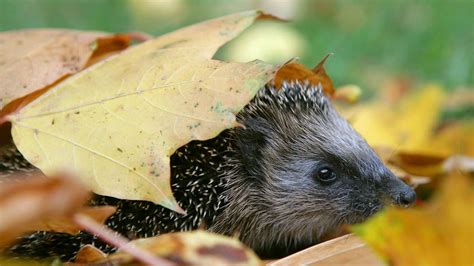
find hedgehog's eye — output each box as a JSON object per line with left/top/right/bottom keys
{"left": 315, "top": 166, "right": 336, "bottom": 184}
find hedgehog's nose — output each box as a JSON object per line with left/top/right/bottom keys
{"left": 385, "top": 175, "right": 417, "bottom": 207}
{"left": 396, "top": 189, "right": 416, "bottom": 207}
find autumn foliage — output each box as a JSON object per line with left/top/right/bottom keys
{"left": 0, "top": 10, "right": 472, "bottom": 266}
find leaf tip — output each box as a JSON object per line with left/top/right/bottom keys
{"left": 255, "top": 10, "right": 289, "bottom": 22}
{"left": 162, "top": 198, "right": 187, "bottom": 215}
{"left": 313, "top": 53, "right": 334, "bottom": 73}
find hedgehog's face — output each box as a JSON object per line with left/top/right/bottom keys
{"left": 254, "top": 119, "right": 416, "bottom": 227}
{"left": 290, "top": 108, "right": 416, "bottom": 225}
{"left": 236, "top": 83, "right": 416, "bottom": 238}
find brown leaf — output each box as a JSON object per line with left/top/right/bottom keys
{"left": 373, "top": 146, "right": 431, "bottom": 187}
{"left": 268, "top": 234, "right": 383, "bottom": 266}
{"left": 0, "top": 173, "right": 90, "bottom": 247}
{"left": 74, "top": 245, "right": 107, "bottom": 264}
{"left": 30, "top": 206, "right": 116, "bottom": 235}
{"left": 114, "top": 231, "right": 261, "bottom": 265}
{"left": 389, "top": 152, "right": 446, "bottom": 177}
{"left": 85, "top": 33, "right": 150, "bottom": 67}
{"left": 74, "top": 231, "right": 262, "bottom": 266}
{"left": 0, "top": 29, "right": 133, "bottom": 110}
{"left": 0, "top": 77, "right": 64, "bottom": 126}
{"left": 273, "top": 54, "right": 334, "bottom": 95}
{"left": 367, "top": 117, "right": 474, "bottom": 183}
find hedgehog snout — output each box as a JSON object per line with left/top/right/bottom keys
{"left": 385, "top": 177, "right": 417, "bottom": 207}
{"left": 393, "top": 188, "right": 417, "bottom": 207}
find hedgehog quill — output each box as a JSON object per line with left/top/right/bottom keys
{"left": 3, "top": 82, "right": 416, "bottom": 260}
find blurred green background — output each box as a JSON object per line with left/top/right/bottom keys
{"left": 1, "top": 0, "right": 473, "bottom": 93}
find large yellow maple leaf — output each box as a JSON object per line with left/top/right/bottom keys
{"left": 7, "top": 11, "right": 280, "bottom": 212}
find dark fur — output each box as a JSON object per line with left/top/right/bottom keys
{"left": 3, "top": 82, "right": 415, "bottom": 260}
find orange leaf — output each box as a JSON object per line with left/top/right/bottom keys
{"left": 273, "top": 54, "right": 334, "bottom": 95}
{"left": 30, "top": 206, "right": 117, "bottom": 235}
{"left": 85, "top": 32, "right": 151, "bottom": 67}
{"left": 0, "top": 173, "right": 90, "bottom": 247}
{"left": 74, "top": 244, "right": 107, "bottom": 264}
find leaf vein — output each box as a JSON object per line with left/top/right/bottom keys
{"left": 13, "top": 121, "right": 167, "bottom": 200}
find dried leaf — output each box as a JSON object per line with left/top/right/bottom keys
{"left": 31, "top": 206, "right": 116, "bottom": 234}
{"left": 352, "top": 171, "right": 474, "bottom": 266}
{"left": 74, "top": 245, "right": 107, "bottom": 264}
{"left": 349, "top": 85, "right": 444, "bottom": 153}
{"left": 8, "top": 11, "right": 280, "bottom": 212}
{"left": 342, "top": 85, "right": 473, "bottom": 178}
{"left": 429, "top": 122, "right": 474, "bottom": 157}
{"left": 273, "top": 54, "right": 334, "bottom": 95}
{"left": 389, "top": 152, "right": 446, "bottom": 177}
{"left": 372, "top": 146, "right": 431, "bottom": 186}
{"left": 84, "top": 32, "right": 151, "bottom": 67}
{"left": 370, "top": 121, "right": 474, "bottom": 178}
{"left": 0, "top": 29, "right": 132, "bottom": 109}
{"left": 268, "top": 234, "right": 383, "bottom": 266}
{"left": 89, "top": 231, "right": 262, "bottom": 266}
{"left": 0, "top": 174, "right": 89, "bottom": 247}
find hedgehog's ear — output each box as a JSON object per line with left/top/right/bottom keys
{"left": 235, "top": 118, "right": 267, "bottom": 176}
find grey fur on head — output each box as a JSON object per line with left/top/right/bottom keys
{"left": 210, "top": 81, "right": 415, "bottom": 257}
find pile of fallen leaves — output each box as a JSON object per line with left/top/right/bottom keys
{"left": 343, "top": 83, "right": 474, "bottom": 266}
{"left": 0, "top": 10, "right": 472, "bottom": 266}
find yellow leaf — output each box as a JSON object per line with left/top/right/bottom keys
{"left": 430, "top": 122, "right": 474, "bottom": 157}
{"left": 334, "top": 84, "right": 362, "bottom": 103}
{"left": 349, "top": 85, "right": 445, "bottom": 154}
{"left": 8, "top": 11, "right": 280, "bottom": 212}
{"left": 346, "top": 86, "right": 474, "bottom": 178}
{"left": 352, "top": 171, "right": 474, "bottom": 266}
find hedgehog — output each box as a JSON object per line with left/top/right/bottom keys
{"left": 2, "top": 81, "right": 416, "bottom": 260}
